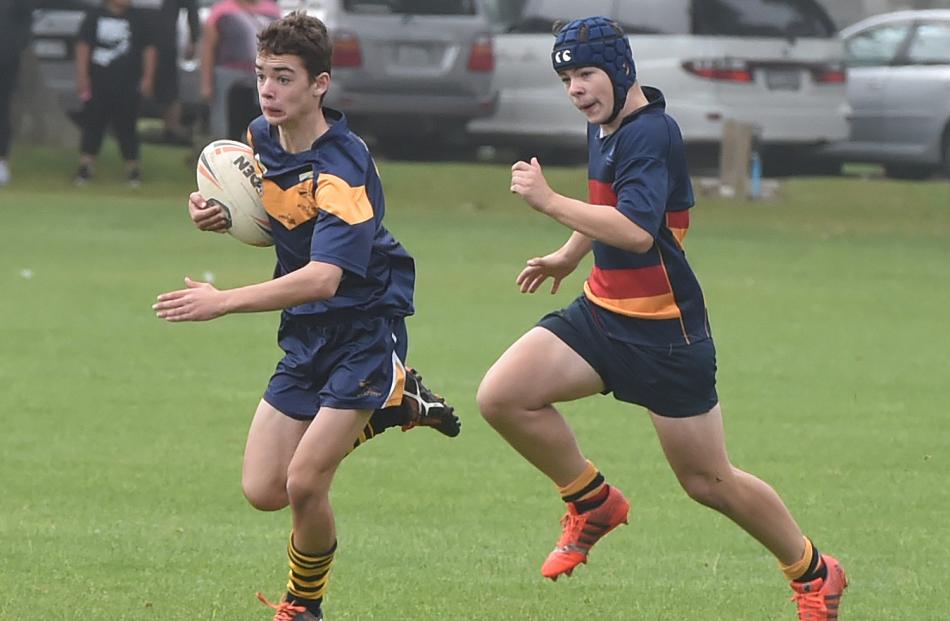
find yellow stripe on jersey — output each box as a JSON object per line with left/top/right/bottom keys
{"left": 315, "top": 173, "right": 374, "bottom": 226}
{"left": 262, "top": 178, "right": 317, "bottom": 230}
{"left": 670, "top": 227, "right": 687, "bottom": 247}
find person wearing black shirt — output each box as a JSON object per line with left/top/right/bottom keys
{"left": 0, "top": 0, "right": 33, "bottom": 187}
{"left": 74, "top": 0, "right": 157, "bottom": 186}
{"left": 146, "top": 0, "right": 199, "bottom": 143}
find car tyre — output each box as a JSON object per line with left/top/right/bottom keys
{"left": 883, "top": 163, "right": 934, "bottom": 180}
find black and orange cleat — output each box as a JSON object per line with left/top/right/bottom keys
{"left": 400, "top": 368, "right": 460, "bottom": 438}
{"left": 256, "top": 593, "right": 323, "bottom": 621}
{"left": 790, "top": 555, "right": 848, "bottom": 621}
{"left": 541, "top": 485, "right": 630, "bottom": 580}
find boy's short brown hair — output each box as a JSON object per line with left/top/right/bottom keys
{"left": 257, "top": 12, "right": 333, "bottom": 79}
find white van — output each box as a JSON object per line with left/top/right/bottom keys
{"left": 471, "top": 0, "right": 850, "bottom": 167}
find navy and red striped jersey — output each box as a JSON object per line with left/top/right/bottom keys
{"left": 583, "top": 87, "right": 711, "bottom": 346}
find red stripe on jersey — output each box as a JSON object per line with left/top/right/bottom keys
{"left": 587, "top": 264, "right": 672, "bottom": 299}
{"left": 667, "top": 210, "right": 689, "bottom": 247}
{"left": 584, "top": 285, "right": 682, "bottom": 319}
{"left": 588, "top": 179, "right": 617, "bottom": 206}
{"left": 667, "top": 210, "right": 689, "bottom": 229}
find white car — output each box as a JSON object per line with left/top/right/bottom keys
{"left": 471, "top": 0, "right": 850, "bottom": 170}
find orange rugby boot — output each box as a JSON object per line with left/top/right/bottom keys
{"left": 541, "top": 485, "right": 630, "bottom": 580}
{"left": 790, "top": 555, "right": 848, "bottom": 621}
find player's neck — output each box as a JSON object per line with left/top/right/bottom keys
{"left": 600, "top": 85, "right": 649, "bottom": 136}
{"left": 277, "top": 108, "right": 330, "bottom": 153}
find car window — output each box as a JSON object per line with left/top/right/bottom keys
{"left": 692, "top": 0, "right": 836, "bottom": 38}
{"left": 500, "top": 0, "right": 615, "bottom": 33}
{"left": 906, "top": 21, "right": 950, "bottom": 65}
{"left": 845, "top": 22, "right": 912, "bottom": 67}
{"left": 484, "top": 0, "right": 689, "bottom": 35}
{"left": 615, "top": 0, "right": 690, "bottom": 34}
{"left": 342, "top": 0, "right": 476, "bottom": 15}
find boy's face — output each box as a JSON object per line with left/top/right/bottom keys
{"left": 255, "top": 53, "right": 329, "bottom": 126}
{"left": 558, "top": 66, "right": 614, "bottom": 125}
{"left": 108, "top": 0, "right": 131, "bottom": 11}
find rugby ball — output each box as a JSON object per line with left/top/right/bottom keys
{"left": 196, "top": 140, "right": 273, "bottom": 247}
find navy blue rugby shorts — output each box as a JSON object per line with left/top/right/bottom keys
{"left": 537, "top": 297, "right": 719, "bottom": 418}
{"left": 263, "top": 312, "right": 408, "bottom": 420}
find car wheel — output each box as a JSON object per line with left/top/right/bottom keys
{"left": 883, "top": 164, "right": 934, "bottom": 180}
{"left": 942, "top": 131, "right": 950, "bottom": 179}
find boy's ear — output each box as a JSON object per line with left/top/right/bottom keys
{"left": 312, "top": 72, "right": 330, "bottom": 97}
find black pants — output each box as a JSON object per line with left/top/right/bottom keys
{"left": 80, "top": 85, "right": 141, "bottom": 161}
{"left": 0, "top": 56, "right": 20, "bottom": 158}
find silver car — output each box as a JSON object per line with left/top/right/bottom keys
{"left": 294, "top": 0, "right": 498, "bottom": 155}
{"left": 824, "top": 10, "right": 950, "bottom": 179}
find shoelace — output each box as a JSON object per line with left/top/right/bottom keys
{"left": 791, "top": 588, "right": 825, "bottom": 621}
{"left": 257, "top": 592, "right": 308, "bottom": 621}
{"left": 556, "top": 511, "right": 588, "bottom": 548}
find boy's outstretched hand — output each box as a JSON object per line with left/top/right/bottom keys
{"left": 154, "top": 277, "right": 227, "bottom": 322}
{"left": 515, "top": 251, "right": 579, "bottom": 295}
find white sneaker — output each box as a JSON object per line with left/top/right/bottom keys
{"left": 0, "top": 161, "right": 10, "bottom": 187}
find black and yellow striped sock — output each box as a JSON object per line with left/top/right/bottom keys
{"left": 286, "top": 533, "right": 336, "bottom": 615}
{"left": 350, "top": 407, "right": 405, "bottom": 451}
{"left": 559, "top": 460, "right": 609, "bottom": 512}
{"left": 781, "top": 536, "right": 827, "bottom": 583}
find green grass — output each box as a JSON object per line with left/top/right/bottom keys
{"left": 1, "top": 144, "right": 948, "bottom": 620}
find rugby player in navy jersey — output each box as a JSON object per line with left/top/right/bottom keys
{"left": 476, "top": 16, "right": 847, "bottom": 620}
{"left": 153, "top": 13, "right": 457, "bottom": 621}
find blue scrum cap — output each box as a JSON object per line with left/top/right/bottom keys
{"left": 552, "top": 16, "right": 636, "bottom": 124}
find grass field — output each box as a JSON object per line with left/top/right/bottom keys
{"left": 1, "top": 144, "right": 948, "bottom": 620}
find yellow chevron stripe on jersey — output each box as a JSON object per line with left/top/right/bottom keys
{"left": 315, "top": 173, "right": 373, "bottom": 225}
{"left": 261, "top": 178, "right": 317, "bottom": 230}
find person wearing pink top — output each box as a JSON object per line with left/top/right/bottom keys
{"left": 200, "top": 0, "right": 280, "bottom": 138}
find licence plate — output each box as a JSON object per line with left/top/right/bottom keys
{"left": 33, "top": 39, "right": 68, "bottom": 60}
{"left": 765, "top": 69, "right": 801, "bottom": 90}
{"left": 395, "top": 44, "right": 435, "bottom": 67}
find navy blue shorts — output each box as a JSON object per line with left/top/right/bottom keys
{"left": 263, "top": 312, "right": 408, "bottom": 420}
{"left": 537, "top": 297, "right": 719, "bottom": 418}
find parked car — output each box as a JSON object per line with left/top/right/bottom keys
{"left": 30, "top": 0, "right": 497, "bottom": 152}
{"left": 293, "top": 0, "right": 498, "bottom": 154}
{"left": 821, "top": 10, "right": 950, "bottom": 179}
{"left": 470, "top": 0, "right": 850, "bottom": 171}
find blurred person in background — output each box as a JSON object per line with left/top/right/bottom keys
{"left": 147, "top": 0, "right": 200, "bottom": 144}
{"left": 200, "top": 0, "right": 279, "bottom": 140}
{"left": 74, "top": 0, "right": 157, "bottom": 187}
{"left": 0, "top": 0, "right": 33, "bottom": 187}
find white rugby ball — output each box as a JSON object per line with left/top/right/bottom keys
{"left": 196, "top": 140, "right": 273, "bottom": 247}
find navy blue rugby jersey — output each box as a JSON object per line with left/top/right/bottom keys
{"left": 246, "top": 109, "right": 415, "bottom": 319}
{"left": 583, "top": 87, "right": 711, "bottom": 346}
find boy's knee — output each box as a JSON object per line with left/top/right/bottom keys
{"left": 476, "top": 376, "right": 514, "bottom": 424}
{"left": 285, "top": 459, "right": 334, "bottom": 507}
{"left": 242, "top": 477, "right": 288, "bottom": 512}
{"left": 678, "top": 473, "right": 730, "bottom": 512}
